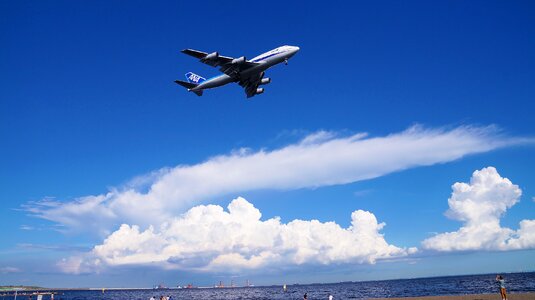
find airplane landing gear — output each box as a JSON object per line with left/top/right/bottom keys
{"left": 284, "top": 59, "right": 288, "bottom": 65}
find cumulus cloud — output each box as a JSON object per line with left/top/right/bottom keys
{"left": 60, "top": 197, "right": 417, "bottom": 274}
{"left": 422, "top": 167, "right": 535, "bottom": 251}
{"left": 25, "top": 125, "right": 521, "bottom": 236}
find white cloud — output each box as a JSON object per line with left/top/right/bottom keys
{"left": 61, "top": 197, "right": 417, "bottom": 274}
{"left": 299, "top": 130, "right": 342, "bottom": 145}
{"left": 25, "top": 125, "right": 521, "bottom": 236}
{"left": 0, "top": 266, "right": 21, "bottom": 274}
{"left": 422, "top": 167, "right": 535, "bottom": 251}
{"left": 57, "top": 255, "right": 104, "bottom": 275}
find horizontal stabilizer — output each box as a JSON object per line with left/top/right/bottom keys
{"left": 174, "top": 80, "right": 196, "bottom": 89}
{"left": 174, "top": 80, "right": 203, "bottom": 96}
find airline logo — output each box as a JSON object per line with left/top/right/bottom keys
{"left": 188, "top": 73, "right": 202, "bottom": 83}
{"left": 185, "top": 72, "right": 205, "bottom": 84}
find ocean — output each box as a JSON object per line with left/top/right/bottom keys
{"left": 2, "top": 272, "right": 534, "bottom": 300}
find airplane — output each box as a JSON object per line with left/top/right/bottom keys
{"left": 175, "top": 45, "right": 300, "bottom": 98}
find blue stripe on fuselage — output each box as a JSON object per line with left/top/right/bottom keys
{"left": 250, "top": 50, "right": 287, "bottom": 62}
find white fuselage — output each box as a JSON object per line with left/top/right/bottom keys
{"left": 191, "top": 45, "right": 300, "bottom": 91}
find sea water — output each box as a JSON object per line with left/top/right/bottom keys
{"left": 2, "top": 272, "right": 534, "bottom": 300}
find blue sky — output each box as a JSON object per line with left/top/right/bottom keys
{"left": 1, "top": 0, "right": 535, "bottom": 288}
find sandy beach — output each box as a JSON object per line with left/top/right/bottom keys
{"left": 373, "top": 293, "right": 535, "bottom": 300}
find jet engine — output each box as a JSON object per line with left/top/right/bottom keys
{"left": 260, "top": 78, "right": 271, "bottom": 85}
{"left": 255, "top": 88, "right": 264, "bottom": 95}
{"left": 204, "top": 52, "right": 219, "bottom": 60}
{"left": 232, "top": 56, "right": 246, "bottom": 64}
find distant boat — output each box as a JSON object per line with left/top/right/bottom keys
{"left": 153, "top": 284, "right": 168, "bottom": 290}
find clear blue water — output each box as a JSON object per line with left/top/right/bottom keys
{"left": 2, "top": 272, "right": 534, "bottom": 300}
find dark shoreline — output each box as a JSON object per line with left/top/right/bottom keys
{"left": 373, "top": 293, "right": 535, "bottom": 300}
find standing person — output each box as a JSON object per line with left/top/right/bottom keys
{"left": 303, "top": 292, "right": 308, "bottom": 300}
{"left": 328, "top": 294, "right": 333, "bottom": 300}
{"left": 496, "top": 275, "right": 507, "bottom": 300}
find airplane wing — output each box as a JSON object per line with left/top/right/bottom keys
{"left": 239, "top": 72, "right": 264, "bottom": 98}
{"left": 182, "top": 49, "right": 259, "bottom": 77}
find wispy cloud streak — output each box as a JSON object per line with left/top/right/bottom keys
{"left": 25, "top": 125, "right": 522, "bottom": 235}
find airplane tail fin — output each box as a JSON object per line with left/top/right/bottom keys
{"left": 174, "top": 80, "right": 203, "bottom": 96}
{"left": 185, "top": 72, "right": 206, "bottom": 84}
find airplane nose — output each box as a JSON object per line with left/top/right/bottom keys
{"left": 294, "top": 46, "right": 300, "bottom": 52}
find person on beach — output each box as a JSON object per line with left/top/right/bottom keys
{"left": 496, "top": 275, "right": 507, "bottom": 300}
{"left": 303, "top": 292, "right": 308, "bottom": 300}
{"left": 328, "top": 294, "right": 333, "bottom": 300}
